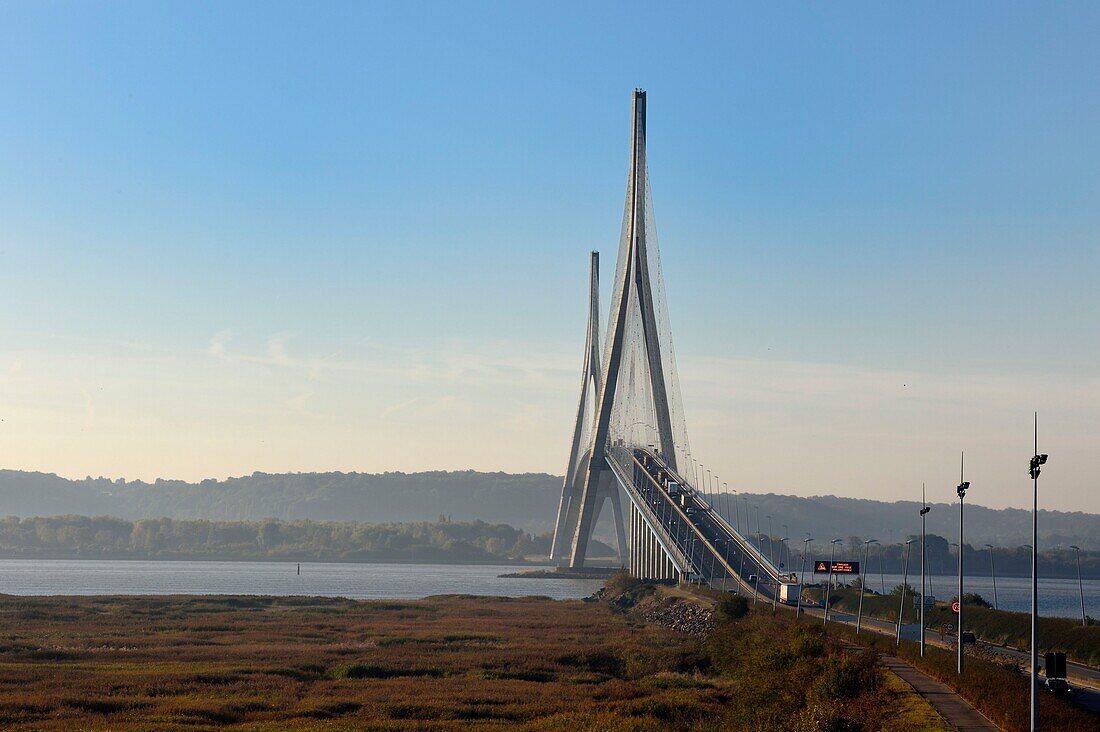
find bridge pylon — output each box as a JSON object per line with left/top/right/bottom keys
{"left": 568, "top": 89, "right": 688, "bottom": 569}
{"left": 549, "top": 252, "right": 628, "bottom": 565}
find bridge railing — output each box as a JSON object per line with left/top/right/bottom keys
{"left": 604, "top": 447, "right": 694, "bottom": 574}
{"left": 609, "top": 447, "right": 744, "bottom": 589}
{"left": 621, "top": 447, "right": 787, "bottom": 589}
{"left": 707, "top": 505, "right": 787, "bottom": 585}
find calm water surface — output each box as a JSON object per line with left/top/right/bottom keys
{"left": 0, "top": 560, "right": 1094, "bottom": 618}
{"left": 819, "top": 571, "right": 1098, "bottom": 619}
{"left": 0, "top": 560, "right": 604, "bottom": 601}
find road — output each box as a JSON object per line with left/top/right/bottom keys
{"left": 623, "top": 450, "right": 1100, "bottom": 717}
{"left": 801, "top": 603, "right": 1100, "bottom": 715}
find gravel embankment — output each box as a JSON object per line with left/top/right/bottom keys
{"left": 641, "top": 599, "right": 715, "bottom": 636}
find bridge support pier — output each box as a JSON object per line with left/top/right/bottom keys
{"left": 628, "top": 498, "right": 679, "bottom": 582}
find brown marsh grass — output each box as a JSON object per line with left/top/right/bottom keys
{"left": 0, "top": 593, "right": 716, "bottom": 730}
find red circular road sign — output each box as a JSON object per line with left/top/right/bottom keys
{"left": 951, "top": 600, "right": 961, "bottom": 614}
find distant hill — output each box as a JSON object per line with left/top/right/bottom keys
{"left": 733, "top": 492, "right": 1100, "bottom": 552}
{"left": 0, "top": 469, "right": 1096, "bottom": 550}
{"left": 0, "top": 470, "right": 566, "bottom": 537}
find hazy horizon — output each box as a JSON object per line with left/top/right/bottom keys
{"left": 2, "top": 4, "right": 1098, "bottom": 513}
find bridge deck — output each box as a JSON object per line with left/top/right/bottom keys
{"left": 608, "top": 447, "right": 798, "bottom": 603}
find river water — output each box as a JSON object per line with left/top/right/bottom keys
{"left": 0, "top": 559, "right": 604, "bottom": 601}
{"left": 0, "top": 559, "right": 1093, "bottom": 618}
{"left": 810, "top": 570, "right": 1098, "bottom": 619}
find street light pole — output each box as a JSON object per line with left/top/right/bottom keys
{"left": 824, "top": 539, "right": 842, "bottom": 625}
{"left": 985, "top": 544, "right": 998, "bottom": 610}
{"left": 957, "top": 453, "right": 970, "bottom": 675}
{"left": 738, "top": 542, "right": 746, "bottom": 595}
{"left": 767, "top": 515, "right": 774, "bottom": 565}
{"left": 857, "top": 538, "right": 877, "bottom": 634}
{"left": 920, "top": 483, "right": 931, "bottom": 658}
{"left": 782, "top": 524, "right": 789, "bottom": 570}
{"left": 879, "top": 544, "right": 886, "bottom": 594}
{"left": 797, "top": 537, "right": 812, "bottom": 618}
{"left": 1071, "top": 545, "right": 1086, "bottom": 627}
{"left": 898, "top": 539, "right": 913, "bottom": 645}
{"left": 1028, "top": 412, "right": 1048, "bottom": 732}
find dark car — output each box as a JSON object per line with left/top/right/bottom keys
{"left": 961, "top": 631, "right": 976, "bottom": 645}
{"left": 1044, "top": 678, "right": 1072, "bottom": 695}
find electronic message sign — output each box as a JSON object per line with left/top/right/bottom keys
{"left": 812, "top": 560, "right": 860, "bottom": 574}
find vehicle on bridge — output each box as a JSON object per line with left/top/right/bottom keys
{"left": 778, "top": 583, "right": 802, "bottom": 605}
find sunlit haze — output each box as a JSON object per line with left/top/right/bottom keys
{"left": 2, "top": 3, "right": 1098, "bottom": 513}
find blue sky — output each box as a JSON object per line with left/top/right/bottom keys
{"left": 1, "top": 3, "right": 1098, "bottom": 512}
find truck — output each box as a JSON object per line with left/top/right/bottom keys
{"left": 778, "top": 583, "right": 801, "bottom": 605}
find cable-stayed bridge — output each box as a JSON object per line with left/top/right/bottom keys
{"left": 550, "top": 90, "right": 798, "bottom": 604}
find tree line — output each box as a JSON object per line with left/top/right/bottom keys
{"left": 0, "top": 515, "right": 559, "bottom": 563}
{"left": 760, "top": 532, "right": 1100, "bottom": 579}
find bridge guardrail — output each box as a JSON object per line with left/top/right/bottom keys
{"left": 604, "top": 449, "right": 693, "bottom": 574}
{"left": 611, "top": 447, "right": 764, "bottom": 594}
{"left": 619, "top": 447, "right": 787, "bottom": 590}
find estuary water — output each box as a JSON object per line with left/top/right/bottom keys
{"left": 0, "top": 559, "right": 1093, "bottom": 618}
{"left": 0, "top": 559, "right": 604, "bottom": 601}
{"left": 816, "top": 571, "right": 1098, "bottom": 619}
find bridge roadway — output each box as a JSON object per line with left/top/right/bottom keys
{"left": 607, "top": 446, "right": 791, "bottom": 602}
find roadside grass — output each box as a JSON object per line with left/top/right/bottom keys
{"left": 878, "top": 670, "right": 952, "bottom": 732}
{"left": 828, "top": 586, "right": 1100, "bottom": 667}
{"left": 823, "top": 615, "right": 1097, "bottom": 731}
{"left": 706, "top": 598, "right": 916, "bottom": 730}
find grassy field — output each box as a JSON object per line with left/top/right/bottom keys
{"left": 0, "top": 589, "right": 960, "bottom": 731}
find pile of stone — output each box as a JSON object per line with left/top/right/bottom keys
{"left": 642, "top": 600, "right": 715, "bottom": 637}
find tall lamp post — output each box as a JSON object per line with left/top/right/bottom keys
{"left": 782, "top": 524, "right": 789, "bottom": 569}
{"left": 957, "top": 453, "right": 970, "bottom": 675}
{"left": 920, "top": 484, "right": 931, "bottom": 657}
{"left": 797, "top": 537, "right": 813, "bottom": 617}
{"left": 898, "top": 539, "right": 913, "bottom": 645}
{"left": 857, "top": 538, "right": 878, "bottom": 634}
{"left": 824, "top": 539, "right": 843, "bottom": 625}
{"left": 879, "top": 543, "right": 886, "bottom": 594}
{"left": 985, "top": 544, "right": 998, "bottom": 610}
{"left": 738, "top": 539, "right": 746, "bottom": 595}
{"left": 1028, "top": 413, "right": 1048, "bottom": 732}
{"left": 1070, "top": 545, "right": 1086, "bottom": 627}
{"left": 766, "top": 515, "right": 774, "bottom": 565}
{"left": 726, "top": 483, "right": 739, "bottom": 533}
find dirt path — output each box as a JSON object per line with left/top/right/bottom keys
{"left": 877, "top": 654, "right": 999, "bottom": 731}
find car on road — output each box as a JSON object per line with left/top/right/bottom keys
{"left": 961, "top": 631, "right": 976, "bottom": 645}
{"left": 1044, "top": 678, "right": 1073, "bottom": 695}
